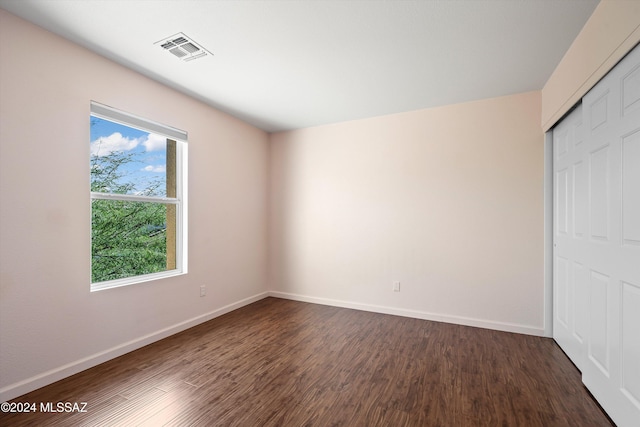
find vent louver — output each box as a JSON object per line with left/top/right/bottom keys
{"left": 155, "top": 33, "right": 212, "bottom": 62}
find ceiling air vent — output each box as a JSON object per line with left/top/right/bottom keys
{"left": 155, "top": 33, "right": 212, "bottom": 62}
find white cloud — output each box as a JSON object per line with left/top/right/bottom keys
{"left": 142, "top": 165, "right": 166, "bottom": 173}
{"left": 90, "top": 132, "right": 141, "bottom": 156}
{"left": 142, "top": 133, "right": 166, "bottom": 152}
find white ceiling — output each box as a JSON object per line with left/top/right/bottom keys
{"left": 0, "top": 0, "right": 600, "bottom": 132}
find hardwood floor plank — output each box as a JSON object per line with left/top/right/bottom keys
{"left": 1, "top": 297, "right": 613, "bottom": 426}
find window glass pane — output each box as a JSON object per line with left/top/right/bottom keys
{"left": 91, "top": 199, "right": 176, "bottom": 283}
{"left": 89, "top": 106, "right": 184, "bottom": 289}
{"left": 90, "top": 115, "right": 172, "bottom": 197}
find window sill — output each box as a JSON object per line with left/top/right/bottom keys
{"left": 90, "top": 269, "right": 186, "bottom": 292}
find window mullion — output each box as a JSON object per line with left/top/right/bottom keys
{"left": 90, "top": 192, "right": 179, "bottom": 204}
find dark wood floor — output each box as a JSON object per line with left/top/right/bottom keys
{"left": 1, "top": 297, "right": 613, "bottom": 426}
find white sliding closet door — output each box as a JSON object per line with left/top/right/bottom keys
{"left": 553, "top": 103, "right": 586, "bottom": 370}
{"left": 553, "top": 43, "right": 640, "bottom": 427}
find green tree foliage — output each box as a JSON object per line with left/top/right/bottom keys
{"left": 91, "top": 151, "right": 167, "bottom": 283}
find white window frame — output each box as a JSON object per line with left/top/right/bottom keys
{"left": 90, "top": 101, "right": 188, "bottom": 291}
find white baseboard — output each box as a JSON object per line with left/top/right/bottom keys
{"left": 0, "top": 292, "right": 269, "bottom": 403}
{"left": 268, "top": 291, "right": 545, "bottom": 337}
{"left": 2, "top": 290, "right": 545, "bottom": 402}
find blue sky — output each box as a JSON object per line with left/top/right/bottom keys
{"left": 90, "top": 115, "right": 167, "bottom": 196}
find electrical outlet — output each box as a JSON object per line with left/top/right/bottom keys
{"left": 200, "top": 285, "right": 206, "bottom": 297}
{"left": 393, "top": 281, "right": 401, "bottom": 292}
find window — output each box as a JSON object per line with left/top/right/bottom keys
{"left": 90, "top": 102, "right": 187, "bottom": 291}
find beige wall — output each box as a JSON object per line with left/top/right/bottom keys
{"left": 4, "top": 0, "right": 630, "bottom": 403}
{"left": 0, "top": 10, "right": 269, "bottom": 401}
{"left": 270, "top": 92, "right": 545, "bottom": 335}
{"left": 542, "top": 0, "right": 640, "bottom": 130}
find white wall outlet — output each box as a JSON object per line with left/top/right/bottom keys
{"left": 393, "top": 281, "right": 401, "bottom": 292}
{"left": 200, "top": 285, "right": 206, "bottom": 297}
